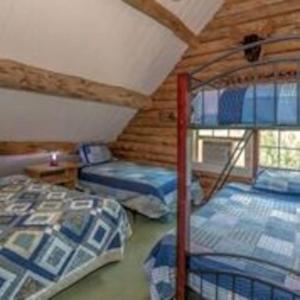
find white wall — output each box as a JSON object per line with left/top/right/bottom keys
{"left": 0, "top": 88, "right": 136, "bottom": 142}
{"left": 0, "top": 153, "right": 78, "bottom": 177}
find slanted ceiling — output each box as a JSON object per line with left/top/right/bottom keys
{"left": 0, "top": 0, "right": 222, "bottom": 145}
{"left": 0, "top": 0, "right": 222, "bottom": 95}
{"left": 113, "top": 0, "right": 300, "bottom": 167}
{"left": 0, "top": 88, "right": 136, "bottom": 142}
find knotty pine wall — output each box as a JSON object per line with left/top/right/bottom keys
{"left": 112, "top": 0, "right": 300, "bottom": 194}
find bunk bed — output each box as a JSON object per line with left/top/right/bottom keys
{"left": 144, "top": 35, "right": 300, "bottom": 299}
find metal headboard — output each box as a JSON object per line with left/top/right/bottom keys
{"left": 176, "top": 34, "right": 300, "bottom": 300}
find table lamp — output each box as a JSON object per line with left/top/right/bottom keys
{"left": 50, "top": 151, "right": 59, "bottom": 167}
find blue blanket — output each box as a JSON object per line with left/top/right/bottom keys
{"left": 144, "top": 183, "right": 300, "bottom": 299}
{"left": 79, "top": 161, "right": 203, "bottom": 219}
{"left": 0, "top": 175, "right": 131, "bottom": 300}
{"left": 218, "top": 87, "right": 247, "bottom": 124}
{"left": 191, "top": 82, "right": 298, "bottom": 127}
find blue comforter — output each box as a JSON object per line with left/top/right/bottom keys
{"left": 191, "top": 82, "right": 298, "bottom": 127}
{"left": 0, "top": 175, "right": 131, "bottom": 300}
{"left": 144, "top": 183, "right": 300, "bottom": 299}
{"left": 79, "top": 161, "right": 203, "bottom": 219}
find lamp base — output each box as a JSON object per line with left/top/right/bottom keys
{"left": 50, "top": 159, "right": 58, "bottom": 167}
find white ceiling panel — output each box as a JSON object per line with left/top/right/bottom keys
{"left": 0, "top": 88, "right": 136, "bottom": 142}
{"left": 0, "top": 0, "right": 223, "bottom": 143}
{"left": 157, "top": 0, "right": 223, "bottom": 34}
{"left": 0, "top": 0, "right": 223, "bottom": 95}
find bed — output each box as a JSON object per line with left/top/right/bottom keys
{"left": 144, "top": 180, "right": 300, "bottom": 300}
{"left": 0, "top": 174, "right": 131, "bottom": 300}
{"left": 78, "top": 144, "right": 203, "bottom": 220}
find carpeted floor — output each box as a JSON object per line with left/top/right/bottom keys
{"left": 52, "top": 213, "right": 174, "bottom": 300}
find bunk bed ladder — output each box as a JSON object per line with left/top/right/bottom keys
{"left": 205, "top": 130, "right": 254, "bottom": 202}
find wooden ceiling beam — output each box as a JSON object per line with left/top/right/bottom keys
{"left": 0, "top": 59, "right": 152, "bottom": 109}
{"left": 122, "top": 0, "right": 199, "bottom": 48}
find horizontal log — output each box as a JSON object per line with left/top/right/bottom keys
{"left": 112, "top": 141, "right": 176, "bottom": 156}
{"left": 184, "top": 38, "right": 235, "bottom": 59}
{"left": 199, "top": 16, "right": 300, "bottom": 43}
{"left": 118, "top": 134, "right": 177, "bottom": 146}
{"left": 123, "top": 126, "right": 177, "bottom": 136}
{"left": 152, "top": 94, "right": 177, "bottom": 102}
{"left": 0, "top": 141, "right": 77, "bottom": 155}
{"left": 216, "top": 0, "right": 284, "bottom": 18}
{"left": 207, "top": 0, "right": 300, "bottom": 30}
{"left": 117, "top": 157, "right": 175, "bottom": 169}
{"left": 113, "top": 149, "right": 176, "bottom": 165}
{"left": 129, "top": 118, "right": 176, "bottom": 128}
{"left": 0, "top": 59, "right": 152, "bottom": 109}
{"left": 152, "top": 100, "right": 177, "bottom": 109}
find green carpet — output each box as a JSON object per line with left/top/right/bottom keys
{"left": 52, "top": 213, "right": 174, "bottom": 300}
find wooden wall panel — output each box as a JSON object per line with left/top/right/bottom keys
{"left": 113, "top": 0, "right": 300, "bottom": 175}
{"left": 112, "top": 0, "right": 300, "bottom": 190}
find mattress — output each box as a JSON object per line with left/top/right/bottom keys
{"left": 191, "top": 82, "right": 299, "bottom": 127}
{"left": 0, "top": 175, "right": 131, "bottom": 300}
{"left": 79, "top": 160, "right": 203, "bottom": 219}
{"left": 144, "top": 183, "right": 300, "bottom": 300}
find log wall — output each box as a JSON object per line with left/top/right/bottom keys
{"left": 112, "top": 0, "right": 300, "bottom": 187}
{"left": 0, "top": 142, "right": 77, "bottom": 155}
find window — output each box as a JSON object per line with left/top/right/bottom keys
{"left": 193, "top": 129, "right": 247, "bottom": 168}
{"left": 260, "top": 130, "right": 300, "bottom": 170}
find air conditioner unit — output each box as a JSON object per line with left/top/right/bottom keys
{"left": 202, "top": 140, "right": 233, "bottom": 165}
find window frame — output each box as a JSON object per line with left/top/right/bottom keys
{"left": 259, "top": 130, "right": 300, "bottom": 170}
{"left": 192, "top": 129, "right": 252, "bottom": 177}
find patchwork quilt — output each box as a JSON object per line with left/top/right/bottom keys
{"left": 79, "top": 161, "right": 203, "bottom": 219}
{"left": 191, "top": 82, "right": 299, "bottom": 127}
{"left": 144, "top": 183, "right": 300, "bottom": 300}
{"left": 0, "top": 175, "right": 131, "bottom": 300}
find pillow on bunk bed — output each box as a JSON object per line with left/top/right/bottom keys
{"left": 218, "top": 87, "right": 247, "bottom": 124}
{"left": 254, "top": 168, "right": 300, "bottom": 195}
{"left": 79, "top": 142, "right": 112, "bottom": 165}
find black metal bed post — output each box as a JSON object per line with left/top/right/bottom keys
{"left": 252, "top": 129, "right": 259, "bottom": 180}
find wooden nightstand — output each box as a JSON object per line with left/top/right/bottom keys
{"left": 25, "top": 162, "right": 78, "bottom": 189}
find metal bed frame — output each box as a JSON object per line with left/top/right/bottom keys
{"left": 176, "top": 35, "right": 300, "bottom": 300}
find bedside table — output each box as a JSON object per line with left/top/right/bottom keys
{"left": 25, "top": 162, "right": 78, "bottom": 189}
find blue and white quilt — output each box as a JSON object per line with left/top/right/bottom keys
{"left": 191, "top": 82, "right": 299, "bottom": 127}
{"left": 254, "top": 168, "right": 300, "bottom": 195}
{"left": 79, "top": 161, "right": 203, "bottom": 219}
{"left": 144, "top": 183, "right": 300, "bottom": 300}
{"left": 0, "top": 175, "right": 131, "bottom": 300}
